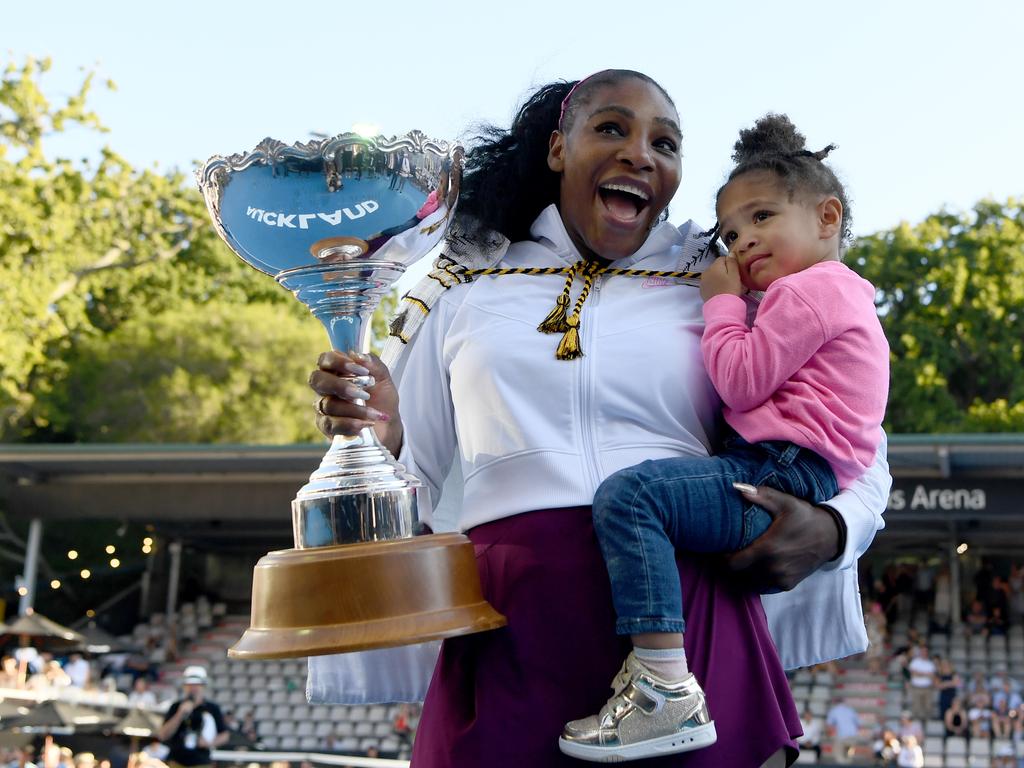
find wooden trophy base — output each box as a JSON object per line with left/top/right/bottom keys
{"left": 228, "top": 532, "right": 507, "bottom": 659}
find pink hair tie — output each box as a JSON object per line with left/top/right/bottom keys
{"left": 558, "top": 73, "right": 598, "bottom": 131}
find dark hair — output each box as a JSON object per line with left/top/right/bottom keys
{"left": 455, "top": 70, "right": 677, "bottom": 243}
{"left": 716, "top": 113, "right": 852, "bottom": 245}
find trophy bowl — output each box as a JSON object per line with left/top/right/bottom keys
{"left": 198, "top": 131, "right": 505, "bottom": 659}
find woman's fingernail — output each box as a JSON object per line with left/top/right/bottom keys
{"left": 732, "top": 482, "right": 758, "bottom": 495}
{"left": 344, "top": 385, "right": 371, "bottom": 400}
{"left": 350, "top": 351, "right": 370, "bottom": 363}
{"left": 366, "top": 408, "right": 389, "bottom": 422}
{"left": 343, "top": 362, "right": 371, "bottom": 376}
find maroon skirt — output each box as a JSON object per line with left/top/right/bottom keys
{"left": 411, "top": 507, "right": 800, "bottom": 767}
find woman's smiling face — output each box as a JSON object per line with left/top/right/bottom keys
{"left": 547, "top": 78, "right": 682, "bottom": 261}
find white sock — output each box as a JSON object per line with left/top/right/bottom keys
{"left": 633, "top": 644, "right": 689, "bottom": 682}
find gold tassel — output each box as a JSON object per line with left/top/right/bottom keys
{"left": 537, "top": 291, "right": 571, "bottom": 333}
{"left": 555, "top": 316, "right": 583, "bottom": 360}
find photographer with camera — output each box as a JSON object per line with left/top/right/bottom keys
{"left": 158, "top": 666, "right": 228, "bottom": 768}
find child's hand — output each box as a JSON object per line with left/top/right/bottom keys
{"left": 700, "top": 255, "right": 745, "bottom": 301}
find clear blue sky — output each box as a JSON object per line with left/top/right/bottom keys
{"left": 6, "top": 0, "right": 1022, "bottom": 245}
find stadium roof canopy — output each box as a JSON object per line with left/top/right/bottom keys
{"left": 2, "top": 435, "right": 1024, "bottom": 552}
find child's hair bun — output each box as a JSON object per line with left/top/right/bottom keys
{"left": 732, "top": 113, "right": 806, "bottom": 164}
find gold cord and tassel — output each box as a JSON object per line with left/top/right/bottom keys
{"left": 438, "top": 261, "right": 701, "bottom": 361}
{"left": 535, "top": 259, "right": 607, "bottom": 359}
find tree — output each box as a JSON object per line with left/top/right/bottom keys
{"left": 849, "top": 199, "right": 1024, "bottom": 432}
{"left": 1, "top": 58, "right": 397, "bottom": 443}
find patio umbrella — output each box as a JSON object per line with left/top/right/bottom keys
{"left": 0, "top": 700, "right": 33, "bottom": 721}
{"left": 0, "top": 699, "right": 118, "bottom": 736}
{"left": 1, "top": 612, "right": 86, "bottom": 646}
{"left": 110, "top": 708, "right": 163, "bottom": 739}
{"left": 0, "top": 611, "right": 87, "bottom": 687}
{"left": 110, "top": 708, "right": 165, "bottom": 753}
{"left": 72, "top": 623, "right": 138, "bottom": 655}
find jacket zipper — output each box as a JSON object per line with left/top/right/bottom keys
{"left": 579, "top": 276, "right": 604, "bottom": 491}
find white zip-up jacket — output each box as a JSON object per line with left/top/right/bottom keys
{"left": 396, "top": 204, "right": 889, "bottom": 666}
{"left": 307, "top": 206, "right": 889, "bottom": 703}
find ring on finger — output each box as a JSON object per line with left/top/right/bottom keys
{"left": 315, "top": 397, "right": 330, "bottom": 417}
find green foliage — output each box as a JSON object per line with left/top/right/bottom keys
{"left": 1, "top": 57, "right": 399, "bottom": 443}
{"left": 41, "top": 301, "right": 325, "bottom": 443}
{"left": 848, "top": 199, "right": 1024, "bottom": 432}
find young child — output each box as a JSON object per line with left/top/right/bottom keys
{"left": 559, "top": 113, "right": 889, "bottom": 762}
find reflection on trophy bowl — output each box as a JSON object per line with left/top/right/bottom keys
{"left": 197, "top": 131, "right": 505, "bottom": 659}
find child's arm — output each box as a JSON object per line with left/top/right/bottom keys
{"left": 701, "top": 284, "right": 828, "bottom": 411}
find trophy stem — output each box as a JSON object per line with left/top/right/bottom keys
{"left": 291, "top": 429, "right": 421, "bottom": 548}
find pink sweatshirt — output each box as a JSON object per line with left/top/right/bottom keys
{"left": 701, "top": 261, "right": 889, "bottom": 488}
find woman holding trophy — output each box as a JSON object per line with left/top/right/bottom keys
{"left": 310, "top": 69, "right": 889, "bottom": 766}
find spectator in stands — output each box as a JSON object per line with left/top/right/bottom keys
{"left": 932, "top": 564, "right": 952, "bottom": 632}
{"left": 392, "top": 703, "right": 413, "bottom": 746}
{"left": 237, "top": 711, "right": 258, "bottom": 744}
{"left": 897, "top": 711, "right": 923, "bottom": 742}
{"left": 906, "top": 646, "right": 937, "bottom": 721}
{"left": 0, "top": 656, "right": 18, "bottom": 688}
{"left": 935, "top": 656, "right": 962, "bottom": 720}
{"left": 797, "top": 704, "right": 823, "bottom": 761}
{"left": 967, "top": 669, "right": 990, "bottom": 696}
{"left": 968, "top": 689, "right": 993, "bottom": 739}
{"left": 990, "top": 605, "right": 1010, "bottom": 636}
{"left": 872, "top": 729, "right": 900, "bottom": 767}
{"left": 993, "top": 695, "right": 1015, "bottom": 738}
{"left": 865, "top": 600, "right": 888, "bottom": 675}
{"left": 993, "top": 675, "right": 1023, "bottom": 710}
{"left": 966, "top": 599, "right": 990, "bottom": 636}
{"left": 128, "top": 678, "right": 158, "bottom": 709}
{"left": 63, "top": 653, "right": 91, "bottom": 688}
{"left": 895, "top": 734, "right": 923, "bottom": 768}
{"left": 157, "top": 665, "right": 228, "bottom": 768}
{"left": 28, "top": 659, "right": 70, "bottom": 690}
{"left": 827, "top": 697, "right": 861, "bottom": 765}
{"left": 943, "top": 696, "right": 969, "bottom": 738}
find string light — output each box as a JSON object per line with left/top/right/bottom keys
{"left": 142, "top": 544, "right": 153, "bottom": 554}
{"left": 80, "top": 569, "right": 91, "bottom": 579}
{"left": 86, "top": 609, "right": 95, "bottom": 618}
{"left": 105, "top": 545, "right": 116, "bottom": 554}
{"left": 17, "top": 586, "right": 27, "bottom": 596}
{"left": 67, "top": 550, "right": 79, "bottom": 560}
{"left": 50, "top": 580, "right": 61, "bottom": 589}
{"left": 143, "top": 537, "right": 154, "bottom": 546}
{"left": 110, "top": 558, "right": 121, "bottom": 568}
{"left": 956, "top": 542, "right": 969, "bottom": 555}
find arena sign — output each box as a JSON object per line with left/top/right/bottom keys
{"left": 886, "top": 479, "right": 1021, "bottom": 515}
{"left": 888, "top": 484, "right": 986, "bottom": 511}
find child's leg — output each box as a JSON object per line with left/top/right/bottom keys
{"left": 560, "top": 454, "right": 764, "bottom": 760}
{"left": 592, "top": 455, "right": 753, "bottom": 636}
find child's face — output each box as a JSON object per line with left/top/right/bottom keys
{"left": 716, "top": 171, "right": 835, "bottom": 291}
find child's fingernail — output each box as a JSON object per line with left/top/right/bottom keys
{"left": 366, "top": 408, "right": 389, "bottom": 422}
{"left": 732, "top": 482, "right": 758, "bottom": 495}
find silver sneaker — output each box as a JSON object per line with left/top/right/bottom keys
{"left": 559, "top": 652, "right": 717, "bottom": 762}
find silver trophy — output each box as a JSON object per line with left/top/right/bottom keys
{"left": 198, "top": 132, "right": 504, "bottom": 659}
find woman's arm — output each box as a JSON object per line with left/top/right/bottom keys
{"left": 725, "top": 429, "right": 890, "bottom": 591}
{"left": 311, "top": 294, "right": 460, "bottom": 521}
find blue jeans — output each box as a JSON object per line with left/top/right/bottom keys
{"left": 592, "top": 436, "right": 839, "bottom": 635}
